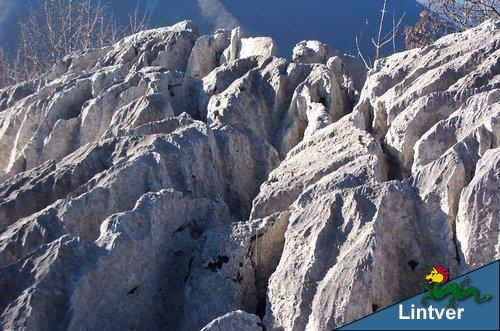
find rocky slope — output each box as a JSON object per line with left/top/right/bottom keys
{"left": 0, "top": 19, "right": 498, "bottom": 330}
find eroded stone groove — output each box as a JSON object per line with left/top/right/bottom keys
{"left": 0, "top": 19, "right": 498, "bottom": 331}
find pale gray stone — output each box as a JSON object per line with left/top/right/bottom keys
{"left": 200, "top": 310, "right": 262, "bottom": 331}
{"left": 456, "top": 148, "right": 500, "bottom": 271}
{"left": 220, "top": 27, "right": 279, "bottom": 63}
{"left": 292, "top": 40, "right": 335, "bottom": 64}
{"left": 187, "top": 31, "right": 230, "bottom": 78}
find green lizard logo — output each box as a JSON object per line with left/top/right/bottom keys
{"left": 420, "top": 266, "right": 491, "bottom": 308}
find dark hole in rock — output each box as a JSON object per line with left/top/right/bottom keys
{"left": 256, "top": 296, "right": 266, "bottom": 319}
{"left": 128, "top": 285, "right": 139, "bottom": 295}
{"left": 319, "top": 96, "right": 327, "bottom": 108}
{"left": 303, "top": 227, "right": 312, "bottom": 238}
{"left": 174, "top": 223, "right": 203, "bottom": 239}
{"left": 381, "top": 141, "right": 405, "bottom": 180}
{"left": 167, "top": 83, "right": 181, "bottom": 98}
{"left": 206, "top": 255, "right": 230, "bottom": 272}
{"left": 408, "top": 260, "right": 419, "bottom": 271}
{"left": 358, "top": 135, "right": 365, "bottom": 146}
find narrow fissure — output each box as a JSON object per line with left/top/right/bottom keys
{"left": 380, "top": 140, "right": 405, "bottom": 181}
{"left": 247, "top": 233, "right": 268, "bottom": 319}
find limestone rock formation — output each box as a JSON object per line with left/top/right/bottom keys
{"left": 292, "top": 40, "right": 336, "bottom": 64}
{"left": 456, "top": 148, "right": 500, "bottom": 270}
{"left": 256, "top": 20, "right": 499, "bottom": 330}
{"left": 187, "top": 30, "right": 231, "bottom": 78}
{"left": 0, "top": 18, "right": 498, "bottom": 331}
{"left": 354, "top": 20, "right": 499, "bottom": 273}
{"left": 220, "top": 27, "right": 280, "bottom": 63}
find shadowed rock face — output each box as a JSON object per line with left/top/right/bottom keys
{"left": 0, "top": 19, "right": 498, "bottom": 331}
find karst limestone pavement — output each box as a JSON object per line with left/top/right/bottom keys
{"left": 0, "top": 19, "right": 498, "bottom": 330}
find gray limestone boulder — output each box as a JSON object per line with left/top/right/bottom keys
{"left": 187, "top": 30, "right": 231, "bottom": 78}
{"left": 220, "top": 27, "right": 279, "bottom": 63}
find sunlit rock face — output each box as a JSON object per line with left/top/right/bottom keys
{"left": 0, "top": 19, "right": 498, "bottom": 331}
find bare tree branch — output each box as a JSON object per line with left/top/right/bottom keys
{"left": 374, "top": 0, "right": 388, "bottom": 61}
{"left": 0, "top": 0, "right": 151, "bottom": 88}
{"left": 356, "top": 0, "right": 406, "bottom": 68}
{"left": 356, "top": 33, "right": 371, "bottom": 69}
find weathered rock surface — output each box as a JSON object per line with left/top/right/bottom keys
{"left": 0, "top": 20, "right": 366, "bottom": 330}
{"left": 356, "top": 20, "right": 500, "bottom": 274}
{"left": 258, "top": 20, "right": 499, "bottom": 330}
{"left": 0, "top": 21, "right": 201, "bottom": 180}
{"left": 200, "top": 310, "right": 263, "bottom": 331}
{"left": 219, "top": 27, "right": 279, "bottom": 64}
{"left": 355, "top": 20, "right": 500, "bottom": 177}
{"left": 187, "top": 30, "right": 231, "bottom": 78}
{"left": 456, "top": 148, "right": 500, "bottom": 271}
{"left": 0, "top": 19, "right": 498, "bottom": 331}
{"left": 292, "top": 40, "right": 336, "bottom": 64}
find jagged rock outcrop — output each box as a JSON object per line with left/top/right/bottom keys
{"left": 456, "top": 148, "right": 500, "bottom": 270}
{"left": 0, "top": 21, "right": 201, "bottom": 181}
{"left": 0, "top": 20, "right": 367, "bottom": 330}
{"left": 187, "top": 30, "right": 231, "bottom": 78}
{"left": 354, "top": 20, "right": 499, "bottom": 273}
{"left": 292, "top": 40, "right": 335, "bottom": 64}
{"left": 0, "top": 18, "right": 498, "bottom": 331}
{"left": 220, "top": 27, "right": 279, "bottom": 64}
{"left": 257, "top": 19, "right": 499, "bottom": 330}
